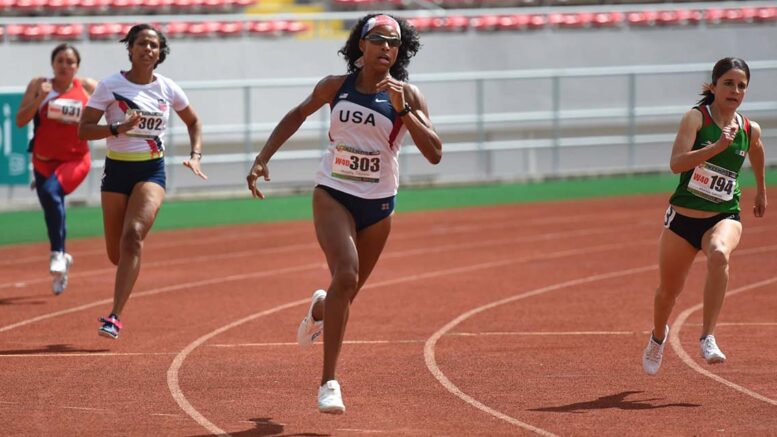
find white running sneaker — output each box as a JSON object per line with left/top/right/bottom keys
{"left": 643, "top": 325, "right": 669, "bottom": 375}
{"left": 700, "top": 335, "right": 727, "bottom": 364}
{"left": 50, "top": 252, "right": 73, "bottom": 296}
{"left": 297, "top": 289, "right": 326, "bottom": 346}
{"left": 318, "top": 380, "right": 345, "bottom": 414}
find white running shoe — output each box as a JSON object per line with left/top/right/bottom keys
{"left": 318, "top": 380, "right": 345, "bottom": 414}
{"left": 297, "top": 289, "right": 326, "bottom": 346}
{"left": 700, "top": 335, "right": 727, "bottom": 364}
{"left": 643, "top": 325, "right": 669, "bottom": 375}
{"left": 50, "top": 253, "right": 72, "bottom": 296}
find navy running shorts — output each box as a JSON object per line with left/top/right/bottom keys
{"left": 101, "top": 157, "right": 166, "bottom": 195}
{"left": 316, "top": 184, "right": 395, "bottom": 231}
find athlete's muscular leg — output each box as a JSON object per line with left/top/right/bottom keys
{"left": 102, "top": 192, "right": 129, "bottom": 266}
{"left": 110, "top": 182, "right": 165, "bottom": 316}
{"left": 654, "top": 228, "right": 698, "bottom": 342}
{"left": 313, "top": 187, "right": 359, "bottom": 385}
{"left": 700, "top": 219, "right": 742, "bottom": 338}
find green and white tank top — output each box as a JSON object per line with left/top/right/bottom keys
{"left": 669, "top": 105, "right": 751, "bottom": 213}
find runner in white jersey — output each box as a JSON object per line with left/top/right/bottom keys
{"left": 246, "top": 14, "right": 442, "bottom": 415}
{"left": 78, "top": 23, "right": 207, "bottom": 340}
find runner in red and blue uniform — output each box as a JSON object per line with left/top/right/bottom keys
{"left": 16, "top": 44, "right": 98, "bottom": 295}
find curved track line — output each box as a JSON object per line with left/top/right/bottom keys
{"left": 669, "top": 276, "right": 777, "bottom": 406}
{"left": 165, "top": 242, "right": 654, "bottom": 436}
{"left": 424, "top": 244, "right": 777, "bottom": 433}
{"left": 0, "top": 263, "right": 322, "bottom": 333}
{"left": 167, "top": 299, "right": 307, "bottom": 437}
{"left": 424, "top": 264, "right": 655, "bottom": 437}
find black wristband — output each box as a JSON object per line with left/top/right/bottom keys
{"left": 398, "top": 103, "right": 412, "bottom": 117}
{"left": 109, "top": 122, "right": 119, "bottom": 137}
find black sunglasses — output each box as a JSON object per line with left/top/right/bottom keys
{"left": 364, "top": 33, "right": 401, "bottom": 48}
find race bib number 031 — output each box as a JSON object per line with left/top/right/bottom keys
{"left": 125, "top": 109, "right": 165, "bottom": 138}
{"left": 331, "top": 144, "right": 381, "bottom": 183}
{"left": 687, "top": 161, "right": 737, "bottom": 203}
{"left": 47, "top": 99, "right": 82, "bottom": 124}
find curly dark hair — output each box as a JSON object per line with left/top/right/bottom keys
{"left": 119, "top": 23, "right": 170, "bottom": 69}
{"left": 338, "top": 14, "right": 421, "bottom": 82}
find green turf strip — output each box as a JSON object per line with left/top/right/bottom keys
{"left": 0, "top": 169, "right": 771, "bottom": 246}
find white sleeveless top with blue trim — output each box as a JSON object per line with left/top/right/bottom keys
{"left": 314, "top": 73, "right": 408, "bottom": 199}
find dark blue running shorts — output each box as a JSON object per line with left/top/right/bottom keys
{"left": 101, "top": 157, "right": 166, "bottom": 195}
{"left": 317, "top": 184, "right": 395, "bottom": 231}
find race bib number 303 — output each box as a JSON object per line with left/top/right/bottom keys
{"left": 331, "top": 144, "right": 381, "bottom": 183}
{"left": 125, "top": 109, "right": 165, "bottom": 138}
{"left": 47, "top": 99, "right": 82, "bottom": 124}
{"left": 687, "top": 161, "right": 737, "bottom": 203}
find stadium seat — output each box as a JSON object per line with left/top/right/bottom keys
{"left": 47, "top": 0, "right": 81, "bottom": 14}
{"left": 87, "top": 22, "right": 125, "bottom": 39}
{"left": 754, "top": 6, "right": 777, "bottom": 23}
{"left": 215, "top": 20, "right": 243, "bottom": 37}
{"left": 626, "top": 11, "right": 657, "bottom": 27}
{"left": 77, "top": 0, "right": 113, "bottom": 14}
{"left": 52, "top": 23, "right": 85, "bottom": 40}
{"left": 19, "top": 23, "right": 55, "bottom": 41}
{"left": 591, "top": 11, "right": 623, "bottom": 28}
{"left": 703, "top": 8, "right": 724, "bottom": 24}
{"left": 406, "top": 17, "right": 433, "bottom": 33}
{"left": 470, "top": 15, "right": 500, "bottom": 32}
{"left": 13, "top": 0, "right": 47, "bottom": 14}
{"left": 655, "top": 10, "right": 681, "bottom": 26}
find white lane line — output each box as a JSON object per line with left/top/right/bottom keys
{"left": 670, "top": 276, "right": 777, "bottom": 407}
{"left": 165, "top": 240, "right": 653, "bottom": 436}
{"left": 424, "top": 264, "right": 657, "bottom": 437}
{"left": 0, "top": 218, "right": 649, "bottom": 290}
{"left": 207, "top": 339, "right": 424, "bottom": 348}
{"left": 450, "top": 331, "right": 639, "bottom": 336}
{"left": 423, "top": 243, "right": 777, "bottom": 435}
{"left": 167, "top": 299, "right": 307, "bottom": 437}
{"left": 686, "top": 322, "right": 777, "bottom": 327}
{"left": 0, "top": 262, "right": 324, "bottom": 334}
{"left": 61, "top": 406, "right": 109, "bottom": 412}
{"left": 0, "top": 352, "right": 175, "bottom": 358}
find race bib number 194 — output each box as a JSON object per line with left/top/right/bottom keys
{"left": 687, "top": 162, "right": 736, "bottom": 203}
{"left": 331, "top": 145, "right": 381, "bottom": 183}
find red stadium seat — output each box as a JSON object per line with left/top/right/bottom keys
{"left": 676, "top": 9, "right": 703, "bottom": 25}
{"left": 285, "top": 20, "right": 310, "bottom": 34}
{"left": 526, "top": 14, "right": 546, "bottom": 30}
{"left": 406, "top": 17, "right": 433, "bottom": 33}
{"left": 141, "top": 0, "right": 174, "bottom": 13}
{"left": 704, "top": 8, "right": 724, "bottom": 24}
{"left": 215, "top": 20, "right": 243, "bottom": 37}
{"left": 185, "top": 20, "right": 220, "bottom": 37}
{"left": 52, "top": 23, "right": 85, "bottom": 40}
{"left": 88, "top": 22, "right": 124, "bottom": 40}
{"left": 47, "top": 0, "right": 80, "bottom": 14}
{"left": 13, "top": 0, "right": 47, "bottom": 14}
{"left": 754, "top": 6, "right": 777, "bottom": 23}
{"left": 165, "top": 21, "right": 189, "bottom": 38}
{"left": 655, "top": 10, "right": 681, "bottom": 26}
{"left": 626, "top": 11, "right": 657, "bottom": 27}
{"left": 19, "top": 23, "right": 55, "bottom": 41}
{"left": 247, "top": 20, "right": 289, "bottom": 36}
{"left": 5, "top": 24, "right": 25, "bottom": 40}
{"left": 592, "top": 11, "right": 623, "bottom": 28}
{"left": 470, "top": 15, "right": 500, "bottom": 32}
{"left": 76, "top": 0, "right": 112, "bottom": 13}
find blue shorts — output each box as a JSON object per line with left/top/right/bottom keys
{"left": 316, "top": 185, "right": 395, "bottom": 231}
{"left": 664, "top": 206, "right": 740, "bottom": 250}
{"left": 101, "top": 157, "right": 166, "bottom": 195}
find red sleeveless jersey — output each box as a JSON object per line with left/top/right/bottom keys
{"left": 32, "top": 78, "right": 89, "bottom": 161}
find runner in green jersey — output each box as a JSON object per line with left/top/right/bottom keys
{"left": 643, "top": 58, "right": 767, "bottom": 375}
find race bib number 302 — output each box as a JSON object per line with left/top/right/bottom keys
{"left": 47, "top": 99, "right": 82, "bottom": 124}
{"left": 687, "top": 161, "right": 737, "bottom": 203}
{"left": 125, "top": 109, "right": 165, "bottom": 138}
{"left": 331, "top": 144, "right": 381, "bottom": 183}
